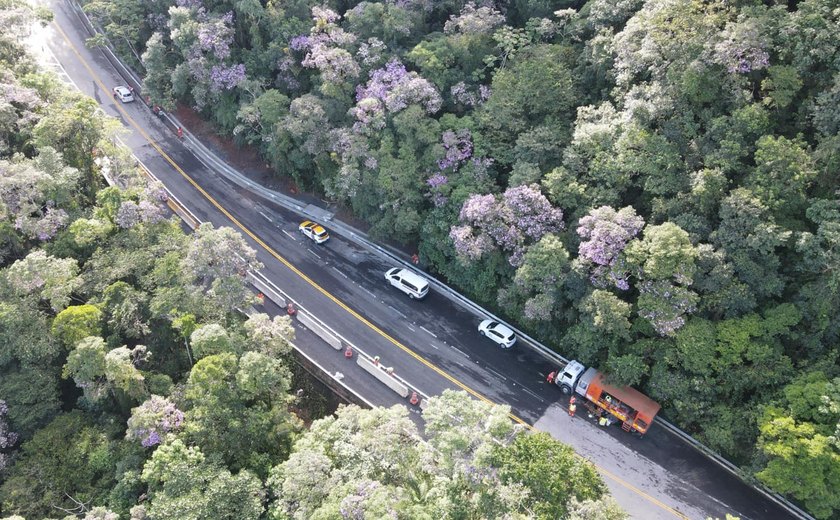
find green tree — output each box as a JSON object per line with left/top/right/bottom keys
{"left": 491, "top": 432, "right": 605, "bottom": 519}
{"left": 32, "top": 93, "right": 115, "bottom": 198}
{"left": 479, "top": 44, "right": 578, "bottom": 167}
{"left": 0, "top": 367, "right": 61, "bottom": 440}
{"left": 51, "top": 304, "right": 104, "bottom": 348}
{"left": 4, "top": 250, "right": 82, "bottom": 311}
{"left": 183, "top": 352, "right": 297, "bottom": 474}
{"left": 0, "top": 412, "right": 123, "bottom": 519}
{"left": 748, "top": 135, "right": 816, "bottom": 221}
{"left": 141, "top": 439, "right": 264, "bottom": 520}
{"left": 757, "top": 408, "right": 840, "bottom": 519}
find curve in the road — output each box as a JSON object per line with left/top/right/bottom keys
{"left": 52, "top": 19, "right": 689, "bottom": 520}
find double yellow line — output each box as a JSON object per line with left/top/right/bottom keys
{"left": 53, "top": 20, "right": 688, "bottom": 520}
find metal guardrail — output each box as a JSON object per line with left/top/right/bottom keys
{"left": 67, "top": 4, "right": 815, "bottom": 519}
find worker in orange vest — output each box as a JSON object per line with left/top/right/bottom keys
{"left": 568, "top": 396, "right": 577, "bottom": 417}
{"left": 546, "top": 371, "right": 556, "bottom": 384}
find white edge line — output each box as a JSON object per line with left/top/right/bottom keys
{"left": 332, "top": 266, "right": 349, "bottom": 279}
{"left": 451, "top": 346, "right": 470, "bottom": 359}
{"left": 307, "top": 249, "right": 322, "bottom": 259}
{"left": 258, "top": 211, "right": 273, "bottom": 223}
{"left": 282, "top": 229, "right": 296, "bottom": 240}
{"left": 485, "top": 366, "right": 507, "bottom": 381}
{"left": 419, "top": 325, "right": 437, "bottom": 338}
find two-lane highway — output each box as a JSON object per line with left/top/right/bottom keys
{"left": 39, "top": 2, "right": 805, "bottom": 518}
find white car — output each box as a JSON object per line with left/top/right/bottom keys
{"left": 298, "top": 220, "right": 329, "bottom": 244}
{"left": 478, "top": 319, "right": 517, "bottom": 348}
{"left": 113, "top": 86, "right": 134, "bottom": 103}
{"left": 385, "top": 268, "right": 429, "bottom": 300}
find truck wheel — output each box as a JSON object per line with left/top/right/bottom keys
{"left": 559, "top": 385, "right": 571, "bottom": 395}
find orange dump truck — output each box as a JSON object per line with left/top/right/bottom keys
{"left": 554, "top": 360, "right": 661, "bottom": 435}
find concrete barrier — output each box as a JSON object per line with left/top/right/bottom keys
{"left": 357, "top": 356, "right": 409, "bottom": 398}
{"left": 298, "top": 312, "right": 342, "bottom": 351}
{"left": 247, "top": 273, "right": 286, "bottom": 308}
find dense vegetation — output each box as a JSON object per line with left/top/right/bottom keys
{"left": 0, "top": 3, "right": 623, "bottom": 518}
{"left": 75, "top": 0, "right": 840, "bottom": 516}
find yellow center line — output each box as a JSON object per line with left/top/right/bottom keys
{"left": 53, "top": 20, "right": 688, "bottom": 520}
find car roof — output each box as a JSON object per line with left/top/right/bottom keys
{"left": 114, "top": 86, "right": 130, "bottom": 93}
{"left": 490, "top": 322, "right": 514, "bottom": 337}
{"left": 313, "top": 225, "right": 327, "bottom": 234}
{"left": 393, "top": 268, "right": 427, "bottom": 287}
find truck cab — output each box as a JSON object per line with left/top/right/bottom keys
{"left": 554, "top": 360, "right": 586, "bottom": 395}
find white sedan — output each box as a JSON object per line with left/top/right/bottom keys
{"left": 478, "top": 319, "right": 517, "bottom": 349}
{"left": 298, "top": 220, "right": 330, "bottom": 244}
{"left": 113, "top": 85, "right": 134, "bottom": 103}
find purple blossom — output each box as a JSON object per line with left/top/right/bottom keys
{"left": 138, "top": 200, "right": 165, "bottom": 225}
{"left": 116, "top": 201, "right": 141, "bottom": 229}
{"left": 426, "top": 173, "right": 449, "bottom": 207}
{"left": 356, "top": 38, "right": 387, "bottom": 67}
{"left": 209, "top": 63, "right": 246, "bottom": 92}
{"left": 0, "top": 400, "right": 19, "bottom": 450}
{"left": 15, "top": 205, "right": 69, "bottom": 241}
{"left": 438, "top": 129, "right": 473, "bottom": 170}
{"left": 444, "top": 2, "right": 505, "bottom": 35}
{"left": 197, "top": 12, "right": 234, "bottom": 60}
{"left": 302, "top": 45, "right": 360, "bottom": 83}
{"left": 577, "top": 206, "right": 644, "bottom": 266}
{"left": 141, "top": 431, "right": 162, "bottom": 448}
{"left": 289, "top": 35, "right": 312, "bottom": 52}
{"left": 577, "top": 206, "right": 644, "bottom": 290}
{"left": 312, "top": 6, "right": 340, "bottom": 25}
{"left": 353, "top": 59, "right": 441, "bottom": 127}
{"left": 127, "top": 396, "right": 185, "bottom": 447}
{"left": 356, "top": 59, "right": 409, "bottom": 102}
{"left": 427, "top": 173, "right": 448, "bottom": 189}
{"left": 451, "top": 185, "right": 564, "bottom": 266}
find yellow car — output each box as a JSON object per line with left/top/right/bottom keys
{"left": 298, "top": 220, "right": 330, "bottom": 244}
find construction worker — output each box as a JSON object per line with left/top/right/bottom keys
{"left": 546, "top": 371, "right": 556, "bottom": 384}
{"left": 599, "top": 415, "right": 608, "bottom": 427}
{"left": 568, "top": 396, "right": 577, "bottom": 417}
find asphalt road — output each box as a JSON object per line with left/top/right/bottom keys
{"left": 37, "top": 3, "right": 803, "bottom": 519}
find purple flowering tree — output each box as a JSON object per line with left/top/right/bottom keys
{"left": 167, "top": 8, "right": 245, "bottom": 109}
{"left": 438, "top": 129, "right": 473, "bottom": 170}
{"left": 426, "top": 173, "right": 449, "bottom": 207}
{"left": 576, "top": 205, "right": 644, "bottom": 290}
{"left": 450, "top": 184, "right": 564, "bottom": 267}
{"left": 0, "top": 400, "right": 18, "bottom": 471}
{"left": 293, "top": 7, "right": 359, "bottom": 97}
{"left": 450, "top": 81, "right": 492, "bottom": 107}
{"left": 443, "top": 2, "right": 505, "bottom": 35}
{"left": 1, "top": 153, "right": 80, "bottom": 242}
{"left": 351, "top": 59, "right": 441, "bottom": 132}
{"left": 126, "top": 395, "right": 185, "bottom": 448}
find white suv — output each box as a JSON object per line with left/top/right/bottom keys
{"left": 478, "top": 319, "right": 517, "bottom": 348}
{"left": 385, "top": 268, "right": 429, "bottom": 300}
{"left": 113, "top": 86, "right": 134, "bottom": 103}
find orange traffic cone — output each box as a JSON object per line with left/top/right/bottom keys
{"left": 409, "top": 392, "right": 419, "bottom": 405}
{"left": 344, "top": 346, "right": 353, "bottom": 359}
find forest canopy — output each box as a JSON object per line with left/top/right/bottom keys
{"left": 2, "top": 0, "right": 840, "bottom": 517}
